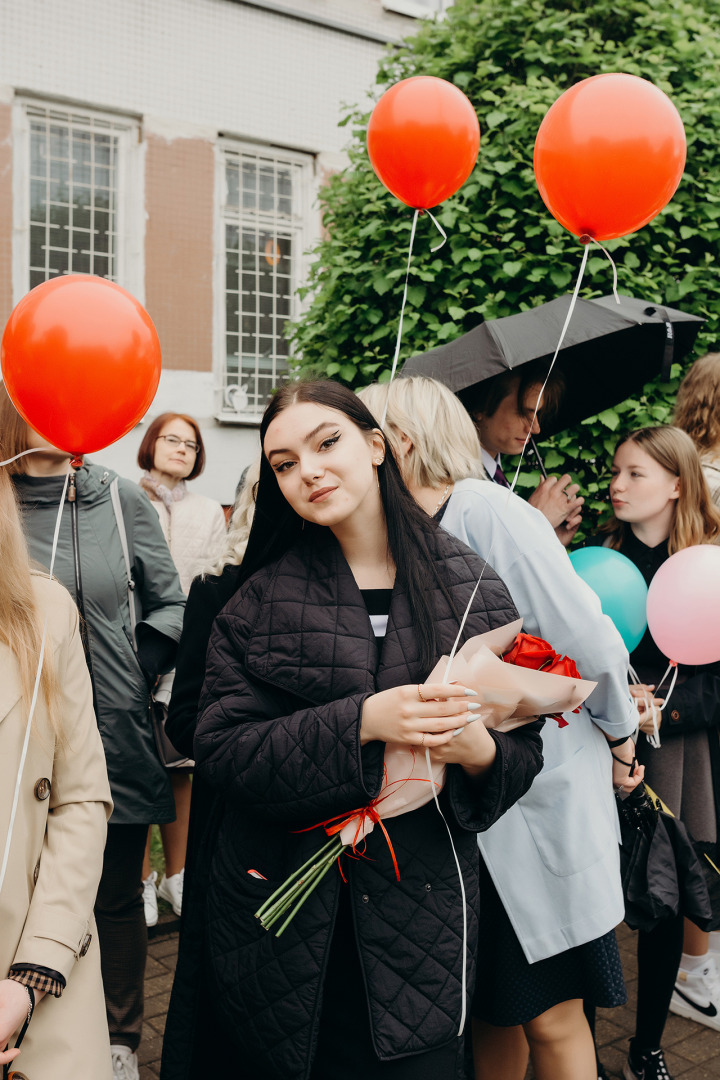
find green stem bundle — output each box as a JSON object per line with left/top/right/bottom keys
{"left": 255, "top": 834, "right": 346, "bottom": 937}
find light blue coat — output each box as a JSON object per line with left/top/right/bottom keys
{"left": 441, "top": 479, "right": 638, "bottom": 963}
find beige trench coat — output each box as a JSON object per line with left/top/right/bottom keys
{"left": 0, "top": 575, "right": 113, "bottom": 1080}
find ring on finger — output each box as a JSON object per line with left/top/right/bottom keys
{"left": 421, "top": 732, "right": 427, "bottom": 747}
{"left": 418, "top": 685, "right": 427, "bottom": 703}
{"left": 564, "top": 489, "right": 572, "bottom": 501}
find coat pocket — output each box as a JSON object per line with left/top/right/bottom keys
{"left": 518, "top": 745, "right": 610, "bottom": 877}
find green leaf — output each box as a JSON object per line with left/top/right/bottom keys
{"left": 597, "top": 409, "right": 620, "bottom": 431}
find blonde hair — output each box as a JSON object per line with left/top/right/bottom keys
{"left": 603, "top": 426, "right": 720, "bottom": 555}
{"left": 673, "top": 353, "right": 720, "bottom": 453}
{"left": 0, "top": 468, "right": 58, "bottom": 722}
{"left": 204, "top": 458, "right": 259, "bottom": 576}
{"left": 0, "top": 382, "right": 31, "bottom": 474}
{"left": 357, "top": 377, "right": 485, "bottom": 488}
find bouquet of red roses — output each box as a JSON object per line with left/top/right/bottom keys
{"left": 255, "top": 622, "right": 594, "bottom": 937}
{"left": 426, "top": 619, "right": 595, "bottom": 732}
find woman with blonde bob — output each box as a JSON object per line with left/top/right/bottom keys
{"left": 591, "top": 426, "right": 720, "bottom": 1080}
{"left": 673, "top": 352, "right": 720, "bottom": 508}
{"left": 359, "top": 377, "right": 640, "bottom": 1080}
{"left": 0, "top": 466, "right": 113, "bottom": 1078}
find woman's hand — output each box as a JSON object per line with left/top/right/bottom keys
{"left": 629, "top": 683, "right": 664, "bottom": 734}
{"left": 608, "top": 735, "right": 645, "bottom": 793}
{"left": 360, "top": 683, "right": 480, "bottom": 747}
{"left": 429, "top": 713, "right": 498, "bottom": 777}
{"left": 0, "top": 979, "right": 37, "bottom": 1066}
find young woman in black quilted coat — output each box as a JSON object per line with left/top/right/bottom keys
{"left": 170, "top": 381, "right": 544, "bottom": 1080}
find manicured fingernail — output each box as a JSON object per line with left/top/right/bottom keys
{"left": 467, "top": 702, "right": 482, "bottom": 711}
{"left": 452, "top": 727, "right": 464, "bottom": 736}
{"left": 464, "top": 688, "right": 478, "bottom": 696}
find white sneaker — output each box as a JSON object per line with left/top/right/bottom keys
{"left": 709, "top": 930, "right": 720, "bottom": 958}
{"left": 157, "top": 867, "right": 184, "bottom": 915}
{"left": 111, "top": 1045, "right": 140, "bottom": 1080}
{"left": 142, "top": 870, "right": 158, "bottom": 928}
{"left": 670, "top": 955, "right": 720, "bottom": 1031}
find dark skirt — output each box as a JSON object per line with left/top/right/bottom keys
{"left": 472, "top": 858, "right": 627, "bottom": 1027}
{"left": 311, "top": 888, "right": 463, "bottom": 1079}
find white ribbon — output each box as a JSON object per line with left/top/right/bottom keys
{"left": 590, "top": 238, "right": 620, "bottom": 305}
{"left": 0, "top": 459, "right": 71, "bottom": 897}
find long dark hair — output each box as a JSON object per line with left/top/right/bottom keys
{"left": 240, "top": 379, "right": 456, "bottom": 672}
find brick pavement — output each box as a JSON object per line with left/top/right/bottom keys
{"left": 140, "top": 920, "right": 720, "bottom": 1078}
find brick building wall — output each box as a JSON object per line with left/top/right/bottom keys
{"left": 0, "top": 0, "right": 422, "bottom": 500}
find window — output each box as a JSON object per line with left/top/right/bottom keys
{"left": 219, "top": 143, "right": 313, "bottom": 419}
{"left": 382, "top": 0, "right": 452, "bottom": 16}
{"left": 14, "top": 101, "right": 143, "bottom": 300}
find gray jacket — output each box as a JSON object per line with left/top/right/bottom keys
{"left": 14, "top": 464, "right": 186, "bottom": 824}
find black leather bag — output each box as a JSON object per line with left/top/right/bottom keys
{"left": 617, "top": 783, "right": 716, "bottom": 932}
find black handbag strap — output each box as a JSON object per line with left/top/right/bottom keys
{"left": 2, "top": 985, "right": 34, "bottom": 1080}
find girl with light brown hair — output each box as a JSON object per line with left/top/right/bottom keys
{"left": 674, "top": 352, "right": 720, "bottom": 507}
{"left": 0, "top": 465, "right": 113, "bottom": 1079}
{"left": 594, "top": 425, "right": 720, "bottom": 1079}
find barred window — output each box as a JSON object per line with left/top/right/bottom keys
{"left": 25, "top": 105, "right": 134, "bottom": 289}
{"left": 221, "top": 144, "right": 312, "bottom": 418}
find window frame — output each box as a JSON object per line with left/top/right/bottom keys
{"left": 213, "top": 137, "right": 316, "bottom": 425}
{"left": 12, "top": 97, "right": 145, "bottom": 305}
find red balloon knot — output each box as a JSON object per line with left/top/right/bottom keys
{"left": 579, "top": 234, "right": 593, "bottom": 245}
{"left": 70, "top": 456, "right": 84, "bottom": 469}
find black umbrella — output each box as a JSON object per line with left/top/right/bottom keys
{"left": 401, "top": 293, "right": 704, "bottom": 439}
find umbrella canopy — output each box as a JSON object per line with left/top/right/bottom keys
{"left": 401, "top": 294, "right": 704, "bottom": 438}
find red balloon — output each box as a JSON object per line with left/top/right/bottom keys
{"left": 367, "top": 76, "right": 480, "bottom": 209}
{"left": 534, "top": 73, "right": 686, "bottom": 241}
{"left": 1, "top": 275, "right": 161, "bottom": 456}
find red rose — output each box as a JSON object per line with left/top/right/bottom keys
{"left": 543, "top": 655, "right": 582, "bottom": 681}
{"left": 502, "top": 633, "right": 558, "bottom": 670}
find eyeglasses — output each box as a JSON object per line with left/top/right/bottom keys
{"left": 157, "top": 434, "right": 200, "bottom": 454}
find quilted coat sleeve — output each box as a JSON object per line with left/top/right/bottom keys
{"left": 194, "top": 580, "right": 383, "bottom": 827}
{"left": 445, "top": 721, "right": 544, "bottom": 833}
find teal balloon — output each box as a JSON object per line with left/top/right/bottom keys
{"left": 569, "top": 546, "right": 648, "bottom": 653}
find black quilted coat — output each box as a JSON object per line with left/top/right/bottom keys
{"left": 193, "top": 525, "right": 543, "bottom": 1080}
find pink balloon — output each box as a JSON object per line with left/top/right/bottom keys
{"left": 646, "top": 545, "right": 720, "bottom": 664}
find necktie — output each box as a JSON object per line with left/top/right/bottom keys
{"left": 493, "top": 464, "right": 510, "bottom": 488}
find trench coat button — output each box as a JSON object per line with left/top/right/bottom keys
{"left": 671, "top": 710, "right": 680, "bottom": 721}
{"left": 361, "top": 894, "right": 370, "bottom": 903}
{"left": 425, "top": 883, "right": 432, "bottom": 891}
{"left": 79, "top": 933, "right": 92, "bottom": 958}
{"left": 34, "top": 777, "right": 51, "bottom": 801}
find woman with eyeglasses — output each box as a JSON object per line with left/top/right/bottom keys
{"left": 136, "top": 414, "right": 227, "bottom": 928}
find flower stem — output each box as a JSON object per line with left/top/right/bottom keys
{"left": 275, "top": 845, "right": 346, "bottom": 937}
{"left": 255, "top": 834, "right": 341, "bottom": 921}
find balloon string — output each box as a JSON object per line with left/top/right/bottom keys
{"left": 380, "top": 208, "right": 419, "bottom": 429}
{"left": 590, "top": 239, "right": 620, "bottom": 304}
{"left": 659, "top": 661, "right": 679, "bottom": 712}
{"left": 629, "top": 663, "right": 661, "bottom": 750}
{"left": 508, "top": 242, "right": 590, "bottom": 493}
{"left": 0, "top": 447, "right": 57, "bottom": 468}
{"left": 423, "top": 208, "right": 448, "bottom": 253}
{"left": 0, "top": 465, "right": 71, "bottom": 898}
{"left": 445, "top": 244, "right": 594, "bottom": 689}
{"left": 425, "top": 745, "right": 468, "bottom": 1037}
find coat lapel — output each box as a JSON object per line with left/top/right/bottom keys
{"left": 244, "top": 532, "right": 379, "bottom": 704}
